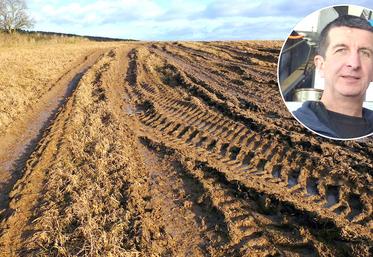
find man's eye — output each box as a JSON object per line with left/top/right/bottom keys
{"left": 335, "top": 48, "right": 346, "bottom": 53}
{"left": 360, "top": 50, "right": 371, "bottom": 58}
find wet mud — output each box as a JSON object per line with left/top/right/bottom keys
{"left": 0, "top": 41, "right": 372, "bottom": 256}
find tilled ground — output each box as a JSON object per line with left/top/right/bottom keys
{"left": 0, "top": 41, "right": 372, "bottom": 256}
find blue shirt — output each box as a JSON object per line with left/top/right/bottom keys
{"left": 293, "top": 101, "right": 373, "bottom": 139}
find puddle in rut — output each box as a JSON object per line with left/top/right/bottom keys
{"left": 0, "top": 69, "right": 87, "bottom": 210}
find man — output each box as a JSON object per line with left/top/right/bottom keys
{"left": 293, "top": 15, "right": 373, "bottom": 139}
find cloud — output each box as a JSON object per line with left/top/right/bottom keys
{"left": 29, "top": 0, "right": 163, "bottom": 26}
{"left": 201, "top": 0, "right": 373, "bottom": 19}
{"left": 124, "top": 15, "right": 299, "bottom": 41}
{"left": 154, "top": 0, "right": 207, "bottom": 21}
{"left": 27, "top": 0, "right": 373, "bottom": 40}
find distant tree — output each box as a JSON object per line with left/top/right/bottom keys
{"left": 0, "top": 0, "right": 34, "bottom": 33}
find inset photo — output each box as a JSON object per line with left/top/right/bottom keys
{"left": 278, "top": 5, "right": 373, "bottom": 140}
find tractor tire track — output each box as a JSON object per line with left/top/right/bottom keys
{"left": 125, "top": 43, "right": 372, "bottom": 256}
{"left": 0, "top": 41, "right": 372, "bottom": 256}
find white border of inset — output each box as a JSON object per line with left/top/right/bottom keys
{"left": 277, "top": 4, "right": 373, "bottom": 141}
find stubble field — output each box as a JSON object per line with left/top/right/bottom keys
{"left": 0, "top": 39, "right": 372, "bottom": 256}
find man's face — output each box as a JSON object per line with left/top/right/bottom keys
{"left": 315, "top": 26, "right": 373, "bottom": 101}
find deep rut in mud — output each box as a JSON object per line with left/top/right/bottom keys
{"left": 0, "top": 42, "right": 372, "bottom": 256}
{"left": 0, "top": 49, "right": 105, "bottom": 212}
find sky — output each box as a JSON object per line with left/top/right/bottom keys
{"left": 27, "top": 0, "right": 373, "bottom": 40}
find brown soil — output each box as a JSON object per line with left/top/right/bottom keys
{"left": 0, "top": 41, "right": 372, "bottom": 256}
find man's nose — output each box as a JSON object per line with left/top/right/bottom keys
{"left": 346, "top": 51, "right": 361, "bottom": 69}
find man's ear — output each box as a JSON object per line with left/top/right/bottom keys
{"left": 314, "top": 55, "right": 325, "bottom": 78}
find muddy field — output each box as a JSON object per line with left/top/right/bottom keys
{"left": 0, "top": 41, "right": 372, "bottom": 256}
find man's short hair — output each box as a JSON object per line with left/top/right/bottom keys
{"left": 317, "top": 14, "right": 373, "bottom": 57}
